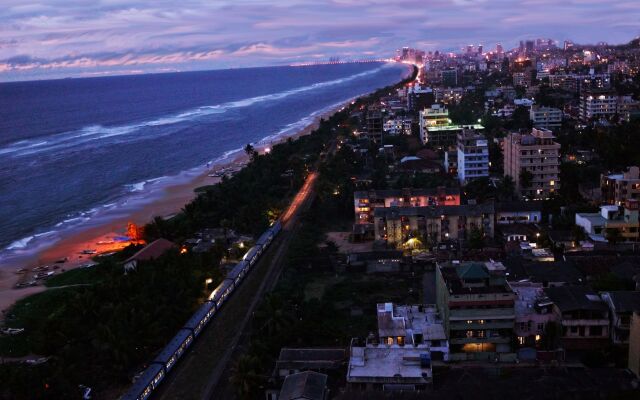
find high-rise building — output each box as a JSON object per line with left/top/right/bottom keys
{"left": 436, "top": 261, "right": 516, "bottom": 361}
{"left": 525, "top": 40, "right": 534, "bottom": 54}
{"left": 477, "top": 44, "right": 483, "bottom": 55}
{"left": 365, "top": 105, "right": 383, "bottom": 143}
{"left": 442, "top": 69, "right": 458, "bottom": 87}
{"left": 457, "top": 130, "right": 489, "bottom": 183}
{"left": 496, "top": 43, "right": 503, "bottom": 54}
{"left": 503, "top": 128, "right": 561, "bottom": 199}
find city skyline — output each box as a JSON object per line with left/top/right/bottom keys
{"left": 1, "top": 0, "right": 640, "bottom": 81}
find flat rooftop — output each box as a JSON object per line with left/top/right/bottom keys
{"left": 377, "top": 303, "right": 446, "bottom": 341}
{"left": 348, "top": 346, "right": 432, "bottom": 383}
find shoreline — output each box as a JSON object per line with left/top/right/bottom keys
{"left": 0, "top": 101, "right": 349, "bottom": 316}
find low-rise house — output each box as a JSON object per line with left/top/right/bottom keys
{"left": 600, "top": 291, "right": 640, "bottom": 345}
{"left": 123, "top": 238, "right": 175, "bottom": 272}
{"left": 274, "top": 348, "right": 347, "bottom": 378}
{"left": 375, "top": 303, "right": 449, "bottom": 360}
{"left": 495, "top": 201, "right": 543, "bottom": 224}
{"left": 276, "top": 371, "right": 328, "bottom": 400}
{"left": 505, "top": 259, "right": 584, "bottom": 287}
{"left": 575, "top": 200, "right": 640, "bottom": 244}
{"left": 347, "top": 341, "right": 433, "bottom": 391}
{"left": 509, "top": 281, "right": 555, "bottom": 347}
{"left": 544, "top": 286, "right": 609, "bottom": 350}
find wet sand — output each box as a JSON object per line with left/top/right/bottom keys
{"left": 0, "top": 104, "right": 342, "bottom": 316}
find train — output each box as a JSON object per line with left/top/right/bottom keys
{"left": 121, "top": 220, "right": 282, "bottom": 400}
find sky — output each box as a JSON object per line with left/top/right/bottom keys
{"left": 1, "top": 0, "right": 639, "bottom": 81}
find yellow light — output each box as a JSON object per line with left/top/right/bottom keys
{"left": 180, "top": 247, "right": 188, "bottom": 254}
{"left": 535, "top": 334, "right": 541, "bottom": 342}
{"left": 239, "top": 242, "right": 244, "bottom": 249}
{"left": 205, "top": 278, "right": 213, "bottom": 285}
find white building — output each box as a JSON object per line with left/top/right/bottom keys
{"left": 457, "top": 130, "right": 489, "bottom": 183}
{"left": 530, "top": 106, "right": 562, "bottom": 129}
{"left": 580, "top": 91, "right": 617, "bottom": 121}
{"left": 346, "top": 303, "right": 449, "bottom": 391}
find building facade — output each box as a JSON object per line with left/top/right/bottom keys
{"left": 601, "top": 166, "right": 640, "bottom": 205}
{"left": 575, "top": 201, "right": 640, "bottom": 243}
{"left": 436, "top": 261, "right": 516, "bottom": 361}
{"left": 579, "top": 90, "right": 617, "bottom": 121}
{"left": 529, "top": 106, "right": 562, "bottom": 129}
{"left": 601, "top": 291, "right": 640, "bottom": 345}
{"left": 503, "top": 128, "right": 560, "bottom": 199}
{"left": 373, "top": 203, "right": 495, "bottom": 248}
{"left": 544, "top": 286, "right": 609, "bottom": 350}
{"left": 421, "top": 124, "right": 484, "bottom": 147}
{"left": 353, "top": 188, "right": 461, "bottom": 225}
{"left": 457, "top": 130, "right": 489, "bottom": 183}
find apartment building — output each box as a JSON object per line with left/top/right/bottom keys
{"left": 354, "top": 187, "right": 461, "bottom": 225}
{"left": 421, "top": 124, "right": 484, "bottom": 147}
{"left": 373, "top": 202, "right": 495, "bottom": 247}
{"left": 544, "top": 286, "right": 609, "bottom": 350}
{"left": 457, "top": 130, "right": 489, "bottom": 183}
{"left": 601, "top": 166, "right": 640, "bottom": 205}
{"left": 579, "top": 90, "right": 617, "bottom": 121}
{"left": 436, "top": 261, "right": 517, "bottom": 361}
{"left": 365, "top": 105, "right": 383, "bottom": 143}
{"left": 503, "top": 128, "right": 560, "bottom": 199}
{"left": 529, "top": 106, "right": 562, "bottom": 129}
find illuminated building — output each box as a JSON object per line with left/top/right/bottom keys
{"left": 457, "top": 130, "right": 489, "bottom": 183}
{"left": 601, "top": 166, "right": 640, "bottom": 206}
{"left": 436, "top": 261, "right": 516, "bottom": 361}
{"left": 579, "top": 90, "right": 617, "bottom": 121}
{"left": 503, "top": 128, "right": 561, "bottom": 199}
{"left": 529, "top": 106, "right": 562, "bottom": 129}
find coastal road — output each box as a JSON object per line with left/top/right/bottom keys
{"left": 153, "top": 170, "right": 318, "bottom": 400}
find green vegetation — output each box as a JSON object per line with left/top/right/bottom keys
{"left": 0, "top": 67, "right": 417, "bottom": 399}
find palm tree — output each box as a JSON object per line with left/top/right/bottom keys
{"left": 230, "top": 354, "right": 262, "bottom": 399}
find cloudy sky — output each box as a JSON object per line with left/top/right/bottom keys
{"left": 1, "top": 0, "right": 639, "bottom": 81}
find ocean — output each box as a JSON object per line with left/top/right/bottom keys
{"left": 0, "top": 62, "right": 410, "bottom": 260}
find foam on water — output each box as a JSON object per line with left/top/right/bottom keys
{"left": 0, "top": 65, "right": 387, "bottom": 159}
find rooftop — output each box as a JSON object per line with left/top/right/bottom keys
{"left": 544, "top": 286, "right": 608, "bottom": 313}
{"left": 279, "top": 371, "right": 327, "bottom": 400}
{"left": 603, "top": 291, "right": 640, "bottom": 313}
{"left": 374, "top": 202, "right": 494, "bottom": 219}
{"left": 376, "top": 303, "right": 446, "bottom": 342}
{"left": 124, "top": 238, "right": 174, "bottom": 263}
{"left": 348, "top": 345, "right": 432, "bottom": 383}
{"left": 354, "top": 187, "right": 460, "bottom": 199}
{"left": 438, "top": 261, "right": 512, "bottom": 295}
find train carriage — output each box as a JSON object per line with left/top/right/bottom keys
{"left": 152, "top": 328, "right": 193, "bottom": 373}
{"left": 183, "top": 302, "right": 215, "bottom": 337}
{"left": 121, "top": 363, "right": 165, "bottom": 400}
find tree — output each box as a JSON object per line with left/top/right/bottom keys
{"left": 605, "top": 227, "right": 622, "bottom": 246}
{"left": 230, "top": 354, "right": 262, "bottom": 399}
{"left": 244, "top": 143, "right": 255, "bottom": 156}
{"left": 468, "top": 227, "right": 484, "bottom": 249}
{"left": 497, "top": 175, "right": 516, "bottom": 201}
{"left": 519, "top": 168, "right": 534, "bottom": 189}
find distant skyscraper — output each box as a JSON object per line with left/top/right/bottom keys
{"left": 525, "top": 40, "right": 534, "bottom": 54}
{"left": 564, "top": 40, "right": 574, "bottom": 51}
{"left": 442, "top": 69, "right": 458, "bottom": 87}
{"left": 477, "top": 45, "right": 483, "bottom": 55}
{"left": 496, "top": 43, "right": 504, "bottom": 54}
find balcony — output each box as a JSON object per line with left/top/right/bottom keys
{"left": 561, "top": 319, "right": 609, "bottom": 326}
{"left": 450, "top": 321, "right": 514, "bottom": 330}
{"left": 450, "top": 336, "right": 511, "bottom": 345}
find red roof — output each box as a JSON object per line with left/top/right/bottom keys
{"left": 125, "top": 238, "right": 175, "bottom": 263}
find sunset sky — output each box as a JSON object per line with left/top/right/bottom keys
{"left": 1, "top": 0, "right": 639, "bottom": 81}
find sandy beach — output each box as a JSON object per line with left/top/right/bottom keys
{"left": 0, "top": 103, "right": 344, "bottom": 316}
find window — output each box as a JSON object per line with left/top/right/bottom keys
{"left": 590, "top": 326, "right": 603, "bottom": 336}
{"left": 537, "top": 323, "right": 544, "bottom": 332}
